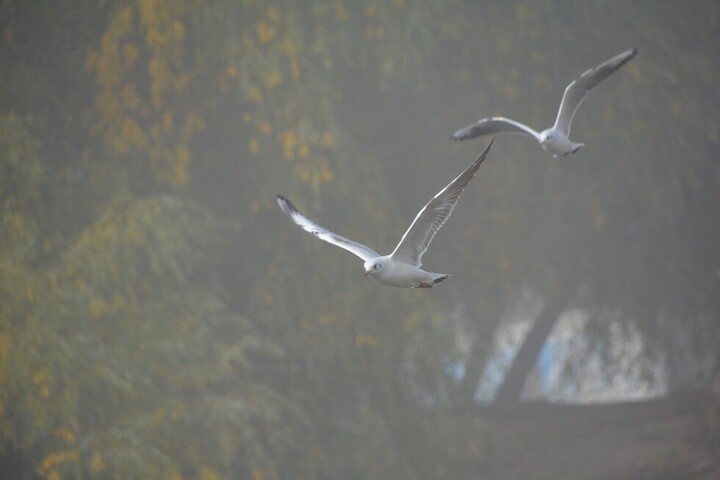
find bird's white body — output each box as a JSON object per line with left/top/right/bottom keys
{"left": 363, "top": 256, "right": 448, "bottom": 288}
{"left": 277, "top": 140, "right": 493, "bottom": 288}
{"left": 538, "top": 128, "right": 585, "bottom": 157}
{"left": 452, "top": 48, "right": 638, "bottom": 157}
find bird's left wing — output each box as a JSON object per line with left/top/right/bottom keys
{"left": 554, "top": 47, "right": 638, "bottom": 135}
{"left": 390, "top": 139, "right": 493, "bottom": 267}
{"left": 277, "top": 195, "right": 380, "bottom": 262}
{"left": 452, "top": 117, "right": 541, "bottom": 142}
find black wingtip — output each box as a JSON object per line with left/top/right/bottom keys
{"left": 452, "top": 126, "right": 475, "bottom": 142}
{"left": 625, "top": 47, "right": 639, "bottom": 61}
{"left": 276, "top": 194, "right": 295, "bottom": 215}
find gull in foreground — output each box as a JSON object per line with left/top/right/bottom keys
{"left": 452, "top": 48, "right": 638, "bottom": 157}
{"left": 277, "top": 140, "right": 493, "bottom": 288}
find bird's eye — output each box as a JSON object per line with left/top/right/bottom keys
{"left": 374, "top": 264, "right": 380, "bottom": 270}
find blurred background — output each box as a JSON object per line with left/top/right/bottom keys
{"left": 1, "top": 1, "right": 718, "bottom": 479}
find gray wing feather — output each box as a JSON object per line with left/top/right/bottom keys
{"left": 452, "top": 117, "right": 540, "bottom": 142}
{"left": 276, "top": 195, "right": 380, "bottom": 262}
{"left": 391, "top": 139, "right": 493, "bottom": 267}
{"left": 554, "top": 47, "right": 638, "bottom": 135}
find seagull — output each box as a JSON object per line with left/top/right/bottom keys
{"left": 277, "top": 140, "right": 493, "bottom": 288}
{"left": 451, "top": 48, "right": 638, "bottom": 157}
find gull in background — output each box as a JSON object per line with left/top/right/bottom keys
{"left": 277, "top": 140, "right": 493, "bottom": 288}
{"left": 451, "top": 48, "right": 638, "bottom": 157}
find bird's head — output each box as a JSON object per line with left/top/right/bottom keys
{"left": 539, "top": 129, "right": 555, "bottom": 145}
{"left": 364, "top": 259, "right": 385, "bottom": 277}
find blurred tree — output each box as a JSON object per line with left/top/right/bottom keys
{"left": 435, "top": 1, "right": 720, "bottom": 403}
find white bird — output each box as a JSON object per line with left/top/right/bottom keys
{"left": 452, "top": 48, "right": 638, "bottom": 157}
{"left": 277, "top": 140, "right": 493, "bottom": 288}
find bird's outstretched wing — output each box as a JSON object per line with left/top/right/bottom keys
{"left": 277, "top": 195, "right": 380, "bottom": 262}
{"left": 391, "top": 139, "right": 493, "bottom": 267}
{"left": 451, "top": 117, "right": 540, "bottom": 142}
{"left": 554, "top": 47, "right": 638, "bottom": 135}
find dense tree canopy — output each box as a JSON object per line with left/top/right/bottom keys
{"left": 1, "top": 1, "right": 718, "bottom": 479}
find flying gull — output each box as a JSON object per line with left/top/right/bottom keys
{"left": 452, "top": 48, "right": 638, "bottom": 157}
{"left": 277, "top": 139, "right": 493, "bottom": 288}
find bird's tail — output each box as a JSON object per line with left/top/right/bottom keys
{"left": 557, "top": 142, "right": 585, "bottom": 158}
{"left": 431, "top": 273, "right": 450, "bottom": 285}
{"left": 570, "top": 142, "right": 585, "bottom": 154}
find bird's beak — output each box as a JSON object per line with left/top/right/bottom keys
{"left": 364, "top": 270, "right": 371, "bottom": 277}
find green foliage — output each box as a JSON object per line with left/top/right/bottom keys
{"left": 0, "top": 114, "right": 44, "bottom": 213}
{"left": 2, "top": 190, "right": 302, "bottom": 478}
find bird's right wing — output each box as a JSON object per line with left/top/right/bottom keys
{"left": 451, "top": 117, "right": 540, "bottom": 142}
{"left": 276, "top": 195, "right": 380, "bottom": 262}
{"left": 554, "top": 47, "right": 638, "bottom": 135}
{"left": 390, "top": 139, "right": 493, "bottom": 267}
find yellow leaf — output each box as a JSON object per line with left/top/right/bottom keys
{"left": 336, "top": 3, "right": 348, "bottom": 21}
{"left": 267, "top": 6, "right": 280, "bottom": 22}
{"left": 355, "top": 333, "right": 378, "bottom": 348}
{"left": 295, "top": 164, "right": 310, "bottom": 183}
{"left": 122, "top": 43, "right": 139, "bottom": 67}
{"left": 252, "top": 466, "right": 264, "bottom": 480}
{"left": 320, "top": 132, "right": 335, "bottom": 148}
{"left": 628, "top": 63, "right": 640, "bottom": 80}
{"left": 319, "top": 158, "right": 334, "bottom": 183}
{"left": 33, "top": 370, "right": 46, "bottom": 385}
{"left": 0, "top": 334, "right": 10, "bottom": 361}
{"left": 247, "top": 86, "right": 264, "bottom": 104}
{"left": 89, "top": 453, "right": 106, "bottom": 474}
{"left": 263, "top": 68, "right": 282, "bottom": 89}
{"left": 594, "top": 210, "right": 607, "bottom": 229}
{"left": 258, "top": 120, "right": 272, "bottom": 136}
{"left": 171, "top": 146, "right": 190, "bottom": 187}
{"left": 162, "top": 111, "right": 174, "bottom": 132}
{"left": 116, "top": 6, "right": 134, "bottom": 35}
{"left": 282, "top": 131, "right": 297, "bottom": 160}
{"left": 318, "top": 312, "right": 337, "bottom": 326}
{"left": 249, "top": 138, "right": 260, "bottom": 155}
{"left": 298, "top": 143, "right": 310, "bottom": 158}
{"left": 516, "top": 4, "right": 529, "bottom": 20}
{"left": 256, "top": 21, "right": 277, "bottom": 44}
{"left": 90, "top": 297, "right": 107, "bottom": 319}
{"left": 55, "top": 428, "right": 76, "bottom": 444}
{"left": 281, "top": 38, "right": 297, "bottom": 56}
{"left": 172, "top": 20, "right": 185, "bottom": 39}
{"left": 200, "top": 466, "right": 223, "bottom": 480}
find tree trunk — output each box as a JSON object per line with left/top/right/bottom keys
{"left": 493, "top": 288, "right": 573, "bottom": 404}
